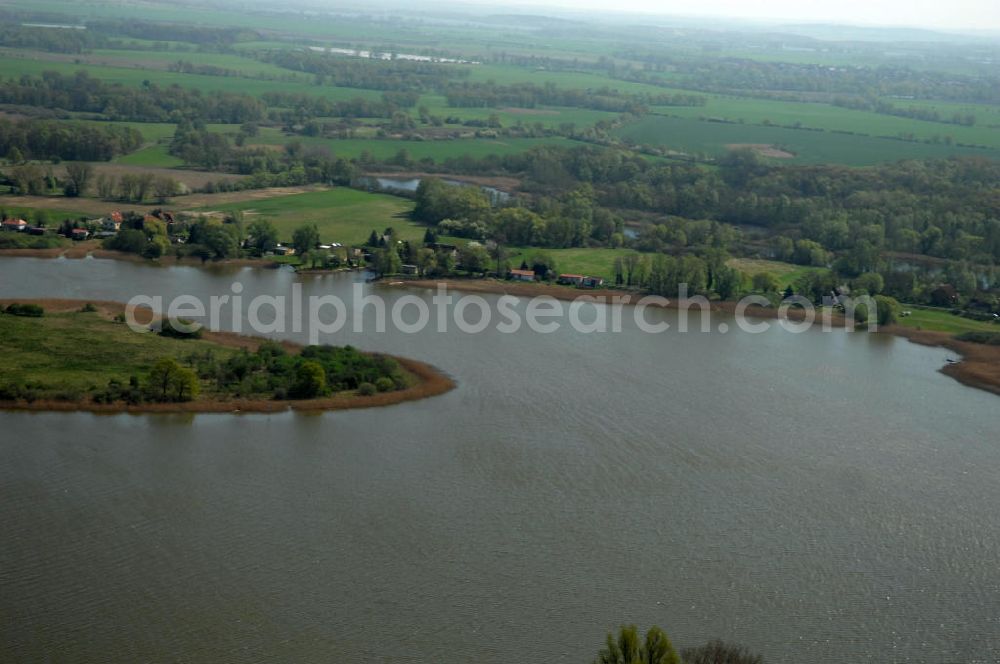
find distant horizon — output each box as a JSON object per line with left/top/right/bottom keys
{"left": 446, "top": 0, "right": 1000, "bottom": 33}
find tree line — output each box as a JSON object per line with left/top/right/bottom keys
{"left": 0, "top": 118, "right": 142, "bottom": 162}
{"left": 263, "top": 50, "right": 465, "bottom": 93}
{"left": 442, "top": 81, "right": 705, "bottom": 113}
{"left": 0, "top": 71, "right": 266, "bottom": 124}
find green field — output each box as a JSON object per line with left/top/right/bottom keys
{"left": 249, "top": 129, "right": 578, "bottom": 161}
{"left": 616, "top": 114, "right": 1000, "bottom": 165}
{"left": 654, "top": 96, "right": 1000, "bottom": 151}
{"left": 197, "top": 187, "right": 421, "bottom": 245}
{"left": 0, "top": 54, "right": 383, "bottom": 103}
{"left": 0, "top": 306, "right": 235, "bottom": 394}
{"left": 896, "top": 307, "right": 998, "bottom": 334}
{"left": 87, "top": 48, "right": 300, "bottom": 79}
{"left": 0, "top": 205, "right": 87, "bottom": 224}
{"left": 464, "top": 63, "right": 672, "bottom": 96}
{"left": 114, "top": 144, "right": 184, "bottom": 167}
{"left": 416, "top": 94, "right": 619, "bottom": 129}
{"left": 507, "top": 246, "right": 633, "bottom": 282}
{"left": 726, "top": 258, "right": 822, "bottom": 289}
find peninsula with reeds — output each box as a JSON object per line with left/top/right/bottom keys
{"left": 0, "top": 300, "right": 453, "bottom": 413}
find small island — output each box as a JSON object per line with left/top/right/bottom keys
{"left": 0, "top": 300, "right": 453, "bottom": 413}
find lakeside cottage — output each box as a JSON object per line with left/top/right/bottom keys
{"left": 101, "top": 211, "right": 124, "bottom": 232}
{"left": 70, "top": 228, "right": 90, "bottom": 241}
{"left": 1, "top": 218, "right": 28, "bottom": 232}
{"left": 510, "top": 268, "right": 535, "bottom": 282}
{"left": 558, "top": 273, "right": 605, "bottom": 288}
{"left": 558, "top": 273, "right": 585, "bottom": 286}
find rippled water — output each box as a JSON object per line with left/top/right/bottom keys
{"left": 1, "top": 257, "right": 998, "bottom": 663}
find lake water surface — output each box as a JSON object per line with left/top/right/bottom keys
{"left": 1, "top": 257, "right": 997, "bottom": 663}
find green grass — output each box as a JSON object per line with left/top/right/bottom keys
{"left": 88, "top": 48, "right": 299, "bottom": 78}
{"left": 0, "top": 307, "right": 235, "bottom": 393}
{"left": 654, "top": 96, "right": 1000, "bottom": 151}
{"left": 896, "top": 308, "right": 998, "bottom": 335}
{"left": 114, "top": 144, "right": 185, "bottom": 167}
{"left": 0, "top": 55, "right": 384, "bottom": 103}
{"left": 416, "top": 94, "right": 619, "bottom": 129}
{"left": 464, "top": 63, "right": 671, "bottom": 97}
{"left": 727, "top": 258, "right": 821, "bottom": 289}
{"left": 508, "top": 246, "right": 633, "bottom": 282}
{"left": 250, "top": 129, "right": 578, "bottom": 161}
{"left": 197, "top": 187, "right": 421, "bottom": 245}
{"left": 0, "top": 205, "right": 87, "bottom": 224}
{"left": 616, "top": 114, "right": 1000, "bottom": 165}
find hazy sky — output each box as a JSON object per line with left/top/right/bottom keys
{"left": 500, "top": 0, "right": 1000, "bottom": 30}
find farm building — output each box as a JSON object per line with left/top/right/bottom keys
{"left": 510, "top": 269, "right": 536, "bottom": 282}
{"left": 102, "top": 211, "right": 124, "bottom": 232}
{"left": 2, "top": 219, "right": 28, "bottom": 232}
{"left": 558, "top": 273, "right": 585, "bottom": 286}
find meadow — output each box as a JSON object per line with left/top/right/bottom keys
{"left": 248, "top": 129, "right": 578, "bottom": 162}
{"left": 615, "top": 114, "right": 1000, "bottom": 165}
{"left": 0, "top": 305, "right": 236, "bottom": 394}
{"left": 895, "top": 307, "right": 998, "bottom": 334}
{"left": 0, "top": 54, "right": 382, "bottom": 102}
{"left": 504, "top": 246, "right": 632, "bottom": 283}
{"left": 726, "top": 258, "right": 821, "bottom": 289}
{"left": 655, "top": 96, "right": 1000, "bottom": 151}
{"left": 195, "top": 187, "right": 421, "bottom": 245}
{"left": 114, "top": 144, "right": 184, "bottom": 168}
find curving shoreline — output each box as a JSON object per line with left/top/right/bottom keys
{"left": 386, "top": 277, "right": 1000, "bottom": 398}
{"left": 0, "top": 299, "right": 456, "bottom": 415}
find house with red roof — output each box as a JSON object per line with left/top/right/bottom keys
{"left": 510, "top": 268, "right": 535, "bottom": 282}
{"left": 1, "top": 218, "right": 28, "bottom": 232}
{"left": 558, "top": 273, "right": 586, "bottom": 286}
{"left": 102, "top": 211, "right": 124, "bottom": 232}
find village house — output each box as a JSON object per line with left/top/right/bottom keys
{"left": 1, "top": 218, "right": 28, "bottom": 232}
{"left": 510, "top": 268, "right": 536, "bottom": 282}
{"left": 557, "top": 273, "right": 605, "bottom": 288}
{"left": 273, "top": 244, "right": 295, "bottom": 256}
{"left": 430, "top": 242, "right": 459, "bottom": 259}
{"left": 70, "top": 228, "right": 90, "bottom": 241}
{"left": 400, "top": 264, "right": 419, "bottom": 275}
{"left": 102, "top": 211, "right": 124, "bottom": 232}
{"left": 558, "top": 273, "right": 586, "bottom": 286}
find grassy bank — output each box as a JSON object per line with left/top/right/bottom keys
{"left": 0, "top": 300, "right": 454, "bottom": 413}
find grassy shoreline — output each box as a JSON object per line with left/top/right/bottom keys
{"left": 0, "top": 299, "right": 455, "bottom": 414}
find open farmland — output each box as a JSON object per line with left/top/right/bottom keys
{"left": 655, "top": 96, "right": 1000, "bottom": 151}
{"left": 196, "top": 187, "right": 421, "bottom": 245}
{"left": 247, "top": 130, "right": 579, "bottom": 161}
{"left": 616, "top": 114, "right": 1000, "bottom": 164}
